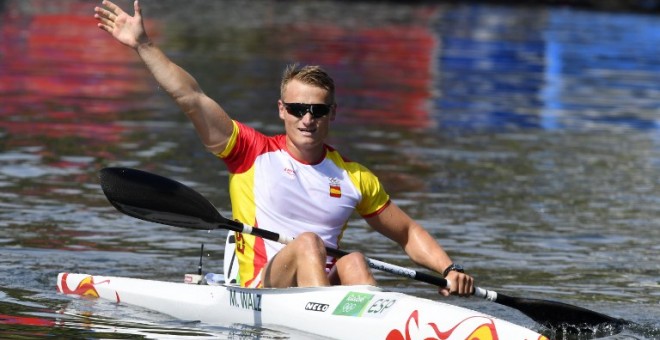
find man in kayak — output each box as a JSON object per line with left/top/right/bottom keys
{"left": 94, "top": 0, "right": 474, "bottom": 297}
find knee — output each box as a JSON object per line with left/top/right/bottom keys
{"left": 337, "top": 252, "right": 370, "bottom": 271}
{"left": 335, "top": 252, "right": 375, "bottom": 285}
{"left": 292, "top": 232, "right": 326, "bottom": 256}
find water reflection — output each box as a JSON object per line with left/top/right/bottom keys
{"left": 435, "top": 5, "right": 660, "bottom": 133}
{"left": 0, "top": 1, "right": 153, "bottom": 130}
{"left": 280, "top": 21, "right": 439, "bottom": 128}
{"left": 0, "top": 0, "right": 157, "bottom": 220}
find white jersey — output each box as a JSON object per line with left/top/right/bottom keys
{"left": 218, "top": 121, "right": 390, "bottom": 287}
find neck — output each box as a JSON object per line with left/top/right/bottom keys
{"left": 285, "top": 138, "right": 325, "bottom": 164}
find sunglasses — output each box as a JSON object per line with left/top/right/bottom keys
{"left": 282, "top": 102, "right": 333, "bottom": 119}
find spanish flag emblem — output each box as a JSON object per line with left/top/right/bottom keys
{"left": 330, "top": 185, "right": 341, "bottom": 198}
{"left": 329, "top": 178, "right": 342, "bottom": 198}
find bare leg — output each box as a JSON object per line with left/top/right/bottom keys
{"left": 328, "top": 252, "right": 377, "bottom": 286}
{"left": 262, "top": 232, "right": 330, "bottom": 288}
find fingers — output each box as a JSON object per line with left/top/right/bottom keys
{"left": 96, "top": 22, "right": 110, "bottom": 33}
{"left": 438, "top": 287, "right": 451, "bottom": 297}
{"left": 134, "top": 0, "right": 141, "bottom": 17}
{"left": 455, "top": 274, "right": 474, "bottom": 296}
{"left": 94, "top": 10, "right": 113, "bottom": 32}
{"left": 95, "top": 7, "right": 115, "bottom": 20}
{"left": 100, "top": 0, "right": 122, "bottom": 16}
{"left": 95, "top": 3, "right": 122, "bottom": 20}
{"left": 445, "top": 272, "right": 474, "bottom": 297}
{"left": 93, "top": 0, "right": 147, "bottom": 48}
{"left": 94, "top": 0, "right": 129, "bottom": 34}
{"left": 94, "top": 0, "right": 124, "bottom": 23}
{"left": 94, "top": 11, "right": 114, "bottom": 25}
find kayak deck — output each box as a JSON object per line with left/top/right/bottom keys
{"left": 57, "top": 272, "right": 548, "bottom": 340}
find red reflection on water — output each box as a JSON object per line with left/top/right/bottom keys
{"left": 0, "top": 1, "right": 156, "bottom": 142}
{"left": 0, "top": 313, "right": 55, "bottom": 327}
{"left": 281, "top": 8, "right": 439, "bottom": 128}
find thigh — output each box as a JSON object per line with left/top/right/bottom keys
{"left": 261, "top": 232, "right": 331, "bottom": 288}
{"left": 261, "top": 245, "right": 298, "bottom": 288}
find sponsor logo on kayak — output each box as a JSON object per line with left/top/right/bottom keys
{"left": 58, "top": 273, "right": 112, "bottom": 301}
{"left": 385, "top": 310, "right": 540, "bottom": 340}
{"left": 331, "top": 293, "right": 397, "bottom": 318}
{"left": 229, "top": 290, "right": 262, "bottom": 312}
{"left": 332, "top": 292, "right": 374, "bottom": 316}
{"left": 305, "top": 302, "right": 329, "bottom": 312}
{"left": 365, "top": 298, "right": 396, "bottom": 317}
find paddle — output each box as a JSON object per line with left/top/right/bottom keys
{"left": 99, "top": 166, "right": 630, "bottom": 333}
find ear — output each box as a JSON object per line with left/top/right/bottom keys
{"left": 278, "top": 100, "right": 286, "bottom": 120}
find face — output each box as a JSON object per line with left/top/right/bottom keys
{"left": 278, "top": 79, "right": 336, "bottom": 162}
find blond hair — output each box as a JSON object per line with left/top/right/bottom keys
{"left": 280, "top": 64, "right": 335, "bottom": 103}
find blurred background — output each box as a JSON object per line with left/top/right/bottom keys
{"left": 0, "top": 0, "right": 658, "bottom": 338}
{"left": 445, "top": 0, "right": 660, "bottom": 12}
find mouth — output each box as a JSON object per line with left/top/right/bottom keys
{"left": 298, "top": 127, "right": 317, "bottom": 136}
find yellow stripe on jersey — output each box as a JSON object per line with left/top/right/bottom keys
{"left": 326, "top": 149, "right": 390, "bottom": 217}
{"left": 229, "top": 167, "right": 265, "bottom": 287}
{"left": 218, "top": 120, "right": 239, "bottom": 158}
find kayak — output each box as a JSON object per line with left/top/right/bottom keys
{"left": 57, "top": 272, "right": 548, "bottom": 340}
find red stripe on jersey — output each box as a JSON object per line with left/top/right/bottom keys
{"left": 223, "top": 121, "right": 286, "bottom": 174}
{"left": 362, "top": 199, "right": 391, "bottom": 218}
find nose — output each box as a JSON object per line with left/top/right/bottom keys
{"left": 301, "top": 111, "right": 316, "bottom": 123}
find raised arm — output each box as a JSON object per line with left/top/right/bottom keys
{"left": 94, "top": 0, "right": 233, "bottom": 153}
{"left": 366, "top": 203, "right": 474, "bottom": 297}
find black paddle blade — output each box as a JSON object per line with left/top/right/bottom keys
{"left": 496, "top": 293, "right": 630, "bottom": 335}
{"left": 99, "top": 167, "right": 223, "bottom": 230}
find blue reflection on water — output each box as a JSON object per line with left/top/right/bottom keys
{"left": 435, "top": 5, "right": 660, "bottom": 132}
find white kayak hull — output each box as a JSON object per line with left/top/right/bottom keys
{"left": 57, "top": 273, "right": 547, "bottom": 340}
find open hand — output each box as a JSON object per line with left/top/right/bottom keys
{"left": 94, "top": 0, "right": 148, "bottom": 48}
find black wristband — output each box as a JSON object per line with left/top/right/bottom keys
{"left": 442, "top": 263, "right": 464, "bottom": 277}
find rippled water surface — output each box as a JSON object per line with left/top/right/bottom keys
{"left": 1, "top": 0, "right": 658, "bottom": 339}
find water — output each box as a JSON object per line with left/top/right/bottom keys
{"left": 1, "top": 0, "right": 659, "bottom": 338}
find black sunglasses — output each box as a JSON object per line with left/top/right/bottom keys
{"left": 282, "top": 102, "right": 333, "bottom": 119}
